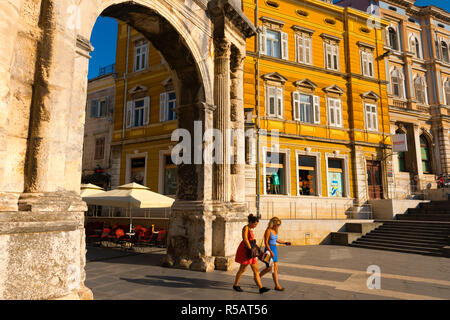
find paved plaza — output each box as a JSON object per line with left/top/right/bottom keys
{"left": 85, "top": 245, "right": 450, "bottom": 300}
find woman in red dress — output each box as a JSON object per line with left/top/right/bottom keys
{"left": 233, "top": 214, "right": 270, "bottom": 294}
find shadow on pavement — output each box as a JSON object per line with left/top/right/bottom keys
{"left": 119, "top": 274, "right": 256, "bottom": 293}
{"left": 87, "top": 246, "right": 166, "bottom": 266}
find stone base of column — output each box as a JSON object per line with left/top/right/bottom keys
{"left": 0, "top": 192, "right": 91, "bottom": 300}
{"left": 0, "top": 192, "right": 20, "bottom": 211}
{"left": 162, "top": 201, "right": 247, "bottom": 272}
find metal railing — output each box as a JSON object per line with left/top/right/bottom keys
{"left": 98, "top": 64, "right": 115, "bottom": 76}
{"left": 247, "top": 199, "right": 353, "bottom": 220}
{"left": 86, "top": 205, "right": 171, "bottom": 219}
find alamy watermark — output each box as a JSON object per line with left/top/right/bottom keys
{"left": 366, "top": 265, "right": 381, "bottom": 290}
{"left": 170, "top": 122, "right": 280, "bottom": 166}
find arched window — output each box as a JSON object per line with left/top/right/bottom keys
{"left": 388, "top": 27, "right": 399, "bottom": 51}
{"left": 441, "top": 41, "right": 449, "bottom": 63}
{"left": 391, "top": 68, "right": 404, "bottom": 98}
{"left": 410, "top": 36, "right": 421, "bottom": 58}
{"left": 414, "top": 75, "right": 427, "bottom": 105}
{"left": 420, "top": 134, "right": 432, "bottom": 174}
{"left": 444, "top": 79, "right": 450, "bottom": 105}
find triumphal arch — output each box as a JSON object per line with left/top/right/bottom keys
{"left": 0, "top": 0, "right": 254, "bottom": 299}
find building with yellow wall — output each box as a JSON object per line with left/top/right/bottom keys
{"left": 108, "top": 0, "right": 391, "bottom": 221}
{"left": 242, "top": 0, "right": 391, "bottom": 219}
{"left": 110, "top": 23, "right": 178, "bottom": 196}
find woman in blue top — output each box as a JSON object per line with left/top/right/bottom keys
{"left": 260, "top": 217, "right": 291, "bottom": 291}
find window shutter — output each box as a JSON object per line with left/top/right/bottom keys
{"left": 277, "top": 87, "right": 283, "bottom": 118}
{"left": 292, "top": 92, "right": 300, "bottom": 120}
{"left": 336, "top": 100, "right": 342, "bottom": 127}
{"left": 259, "top": 27, "right": 267, "bottom": 55}
{"left": 313, "top": 96, "right": 320, "bottom": 124}
{"left": 126, "top": 101, "right": 133, "bottom": 128}
{"left": 143, "top": 96, "right": 150, "bottom": 125}
{"left": 160, "top": 92, "right": 167, "bottom": 122}
{"left": 305, "top": 37, "right": 311, "bottom": 64}
{"left": 281, "top": 32, "right": 289, "bottom": 60}
{"left": 295, "top": 35, "right": 300, "bottom": 63}
{"left": 91, "top": 100, "right": 98, "bottom": 118}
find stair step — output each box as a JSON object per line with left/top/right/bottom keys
{"left": 366, "top": 231, "right": 448, "bottom": 241}
{"left": 376, "top": 225, "right": 450, "bottom": 233}
{"left": 380, "top": 221, "right": 450, "bottom": 227}
{"left": 358, "top": 237, "right": 445, "bottom": 248}
{"left": 372, "top": 229, "right": 449, "bottom": 237}
{"left": 349, "top": 243, "right": 443, "bottom": 257}
{"left": 352, "top": 239, "right": 443, "bottom": 252}
{"left": 362, "top": 234, "right": 447, "bottom": 244}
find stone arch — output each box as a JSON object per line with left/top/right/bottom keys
{"left": 0, "top": 0, "right": 255, "bottom": 300}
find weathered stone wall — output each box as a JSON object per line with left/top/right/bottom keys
{"left": 0, "top": 0, "right": 254, "bottom": 299}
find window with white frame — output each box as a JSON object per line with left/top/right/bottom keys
{"left": 414, "top": 75, "right": 427, "bottom": 105}
{"left": 134, "top": 39, "right": 148, "bottom": 72}
{"left": 260, "top": 27, "right": 288, "bottom": 60}
{"left": 324, "top": 41, "right": 339, "bottom": 71}
{"left": 296, "top": 33, "right": 312, "bottom": 65}
{"left": 391, "top": 68, "right": 405, "bottom": 99}
{"left": 297, "top": 155, "right": 317, "bottom": 196}
{"left": 327, "top": 98, "right": 342, "bottom": 127}
{"left": 266, "top": 86, "right": 284, "bottom": 118}
{"left": 365, "top": 103, "right": 378, "bottom": 131}
{"left": 90, "top": 99, "right": 107, "bottom": 118}
{"left": 360, "top": 50, "right": 374, "bottom": 77}
{"left": 126, "top": 97, "right": 150, "bottom": 128}
{"left": 160, "top": 91, "right": 177, "bottom": 122}
{"left": 292, "top": 93, "right": 320, "bottom": 124}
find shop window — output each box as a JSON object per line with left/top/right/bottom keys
{"left": 398, "top": 151, "right": 407, "bottom": 172}
{"left": 265, "top": 152, "right": 286, "bottom": 195}
{"left": 130, "top": 157, "right": 146, "bottom": 185}
{"left": 163, "top": 155, "right": 177, "bottom": 195}
{"left": 328, "top": 158, "right": 344, "bottom": 197}
{"left": 298, "top": 156, "right": 316, "bottom": 196}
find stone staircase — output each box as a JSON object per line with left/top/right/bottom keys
{"left": 350, "top": 221, "right": 450, "bottom": 257}
{"left": 331, "top": 200, "right": 450, "bottom": 257}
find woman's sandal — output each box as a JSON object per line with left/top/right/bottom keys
{"left": 275, "top": 287, "right": 285, "bottom": 291}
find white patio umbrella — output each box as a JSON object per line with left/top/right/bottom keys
{"left": 80, "top": 184, "right": 105, "bottom": 197}
{"left": 83, "top": 182, "right": 175, "bottom": 232}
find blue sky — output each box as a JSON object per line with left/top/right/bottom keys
{"left": 88, "top": 17, "right": 118, "bottom": 79}
{"left": 88, "top": 1, "right": 450, "bottom": 79}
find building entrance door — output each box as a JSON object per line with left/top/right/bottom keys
{"left": 367, "top": 160, "right": 383, "bottom": 199}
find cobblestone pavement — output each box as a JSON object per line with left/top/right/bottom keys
{"left": 85, "top": 245, "right": 450, "bottom": 300}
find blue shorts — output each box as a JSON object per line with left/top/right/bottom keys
{"left": 264, "top": 245, "right": 278, "bottom": 268}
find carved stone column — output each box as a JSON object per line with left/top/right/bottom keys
{"left": 164, "top": 102, "right": 217, "bottom": 272}
{"left": 213, "top": 38, "right": 231, "bottom": 203}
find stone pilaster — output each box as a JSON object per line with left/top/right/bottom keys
{"left": 0, "top": 0, "right": 25, "bottom": 211}
{"left": 412, "top": 124, "right": 424, "bottom": 189}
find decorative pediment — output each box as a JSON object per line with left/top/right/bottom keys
{"left": 262, "top": 72, "right": 287, "bottom": 84}
{"left": 361, "top": 91, "right": 381, "bottom": 101}
{"left": 293, "top": 79, "right": 317, "bottom": 90}
{"left": 128, "top": 85, "right": 148, "bottom": 95}
{"left": 323, "top": 85, "right": 345, "bottom": 95}
{"left": 161, "top": 77, "right": 173, "bottom": 87}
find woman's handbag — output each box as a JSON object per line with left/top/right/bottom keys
{"left": 248, "top": 240, "right": 262, "bottom": 259}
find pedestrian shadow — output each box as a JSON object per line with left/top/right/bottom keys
{"left": 119, "top": 275, "right": 259, "bottom": 294}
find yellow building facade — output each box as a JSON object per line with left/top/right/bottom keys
{"left": 110, "top": 23, "right": 178, "bottom": 196}
{"left": 242, "top": 0, "right": 391, "bottom": 219}
{"left": 111, "top": 0, "right": 391, "bottom": 220}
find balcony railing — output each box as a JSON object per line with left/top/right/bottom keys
{"left": 392, "top": 99, "right": 407, "bottom": 109}
{"left": 98, "top": 64, "right": 115, "bottom": 76}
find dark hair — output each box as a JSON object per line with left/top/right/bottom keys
{"left": 248, "top": 214, "right": 259, "bottom": 223}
